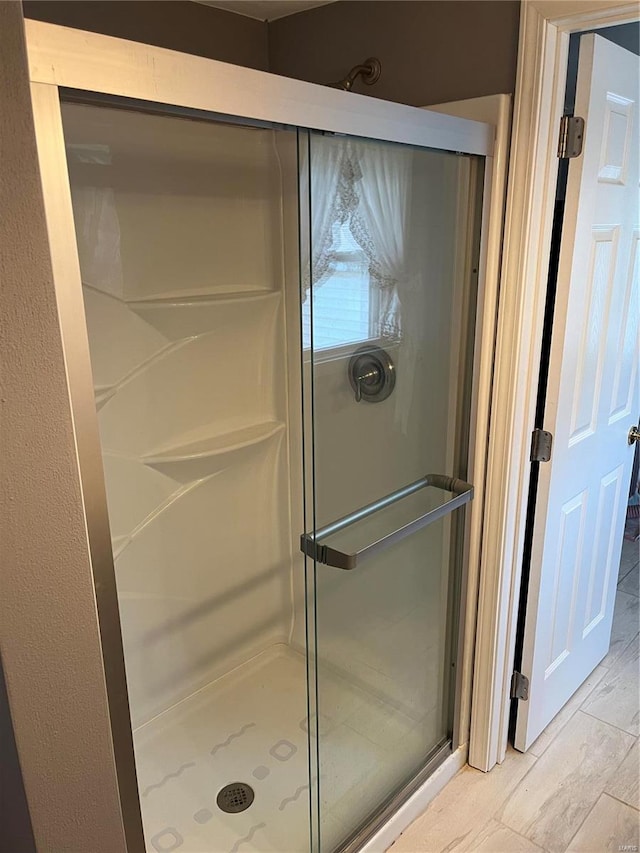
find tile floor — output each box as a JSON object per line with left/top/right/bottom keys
{"left": 389, "top": 539, "right": 640, "bottom": 853}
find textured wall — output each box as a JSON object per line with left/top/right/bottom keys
{"left": 0, "top": 659, "right": 35, "bottom": 853}
{"left": 0, "top": 4, "right": 133, "bottom": 850}
{"left": 269, "top": 0, "right": 520, "bottom": 106}
{"left": 23, "top": 0, "right": 270, "bottom": 71}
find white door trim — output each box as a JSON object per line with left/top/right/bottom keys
{"left": 469, "top": 0, "right": 640, "bottom": 772}
{"left": 425, "top": 95, "right": 513, "bottom": 752}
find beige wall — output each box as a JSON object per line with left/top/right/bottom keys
{"left": 269, "top": 0, "right": 520, "bottom": 106}
{"left": 23, "top": 0, "right": 270, "bottom": 71}
{"left": 0, "top": 4, "right": 140, "bottom": 850}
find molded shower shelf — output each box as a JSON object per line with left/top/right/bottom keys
{"left": 111, "top": 534, "right": 129, "bottom": 559}
{"left": 143, "top": 420, "right": 285, "bottom": 481}
{"left": 128, "top": 290, "right": 281, "bottom": 340}
{"left": 94, "top": 383, "right": 117, "bottom": 410}
{"left": 125, "top": 288, "right": 277, "bottom": 305}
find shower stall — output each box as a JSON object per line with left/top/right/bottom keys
{"left": 27, "top": 21, "right": 494, "bottom": 853}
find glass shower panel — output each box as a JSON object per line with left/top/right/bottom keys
{"left": 61, "top": 102, "right": 311, "bottom": 853}
{"left": 302, "top": 132, "right": 481, "bottom": 851}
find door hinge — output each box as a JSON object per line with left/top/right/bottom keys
{"left": 530, "top": 428, "right": 553, "bottom": 462}
{"left": 558, "top": 115, "right": 585, "bottom": 158}
{"left": 511, "top": 671, "right": 530, "bottom": 701}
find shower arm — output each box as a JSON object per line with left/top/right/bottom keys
{"left": 331, "top": 57, "right": 381, "bottom": 92}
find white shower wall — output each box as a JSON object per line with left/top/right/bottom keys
{"left": 64, "top": 104, "right": 301, "bottom": 728}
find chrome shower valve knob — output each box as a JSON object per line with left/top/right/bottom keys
{"left": 348, "top": 345, "right": 396, "bottom": 403}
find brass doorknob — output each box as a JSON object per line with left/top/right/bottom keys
{"left": 629, "top": 425, "right": 640, "bottom": 445}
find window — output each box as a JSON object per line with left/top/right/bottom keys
{"left": 302, "top": 221, "right": 376, "bottom": 351}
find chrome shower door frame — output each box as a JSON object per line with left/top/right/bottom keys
{"left": 25, "top": 20, "right": 496, "bottom": 852}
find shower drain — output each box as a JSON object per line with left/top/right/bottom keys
{"left": 216, "top": 782, "right": 255, "bottom": 813}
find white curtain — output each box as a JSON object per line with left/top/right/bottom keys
{"left": 301, "top": 136, "right": 355, "bottom": 299}
{"left": 348, "top": 140, "right": 414, "bottom": 340}
{"left": 348, "top": 141, "right": 419, "bottom": 431}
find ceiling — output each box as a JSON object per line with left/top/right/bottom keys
{"left": 195, "top": 0, "right": 337, "bottom": 22}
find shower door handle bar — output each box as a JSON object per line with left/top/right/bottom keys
{"left": 300, "top": 473, "right": 473, "bottom": 570}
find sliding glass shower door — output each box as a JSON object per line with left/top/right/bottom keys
{"left": 59, "top": 95, "right": 483, "bottom": 853}
{"left": 300, "top": 132, "right": 483, "bottom": 852}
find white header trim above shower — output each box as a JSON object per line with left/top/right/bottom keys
{"left": 25, "top": 20, "right": 494, "bottom": 157}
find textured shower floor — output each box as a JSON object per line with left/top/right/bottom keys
{"left": 135, "top": 644, "right": 439, "bottom": 853}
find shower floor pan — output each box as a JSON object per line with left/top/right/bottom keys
{"left": 135, "top": 644, "right": 438, "bottom": 853}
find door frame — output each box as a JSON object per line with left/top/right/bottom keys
{"left": 469, "top": 0, "right": 640, "bottom": 772}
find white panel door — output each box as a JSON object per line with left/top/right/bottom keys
{"left": 515, "top": 34, "right": 640, "bottom": 751}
